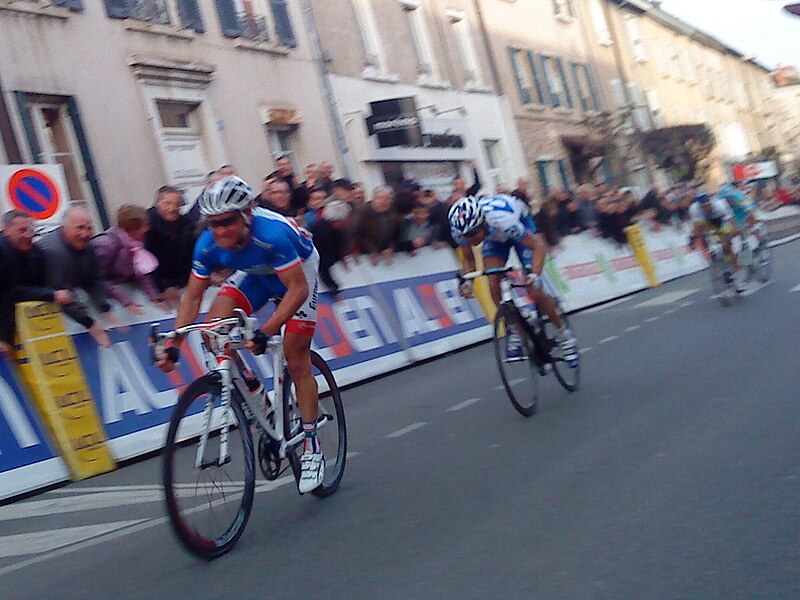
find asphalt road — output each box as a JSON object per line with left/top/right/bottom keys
{"left": 1, "top": 241, "right": 799, "bottom": 600}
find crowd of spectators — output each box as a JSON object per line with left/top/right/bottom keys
{"left": 1, "top": 152, "right": 781, "bottom": 355}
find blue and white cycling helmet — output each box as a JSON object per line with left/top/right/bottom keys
{"left": 448, "top": 195, "right": 484, "bottom": 237}
{"left": 199, "top": 176, "right": 253, "bottom": 218}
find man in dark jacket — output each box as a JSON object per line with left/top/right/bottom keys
{"left": 145, "top": 186, "right": 198, "bottom": 309}
{"left": 309, "top": 200, "right": 352, "bottom": 298}
{"left": 0, "top": 211, "right": 74, "bottom": 356}
{"left": 38, "top": 206, "right": 113, "bottom": 347}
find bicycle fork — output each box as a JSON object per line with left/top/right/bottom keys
{"left": 196, "top": 367, "right": 233, "bottom": 469}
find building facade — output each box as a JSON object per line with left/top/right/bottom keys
{"left": 0, "top": 0, "right": 340, "bottom": 227}
{"left": 310, "top": 0, "right": 526, "bottom": 197}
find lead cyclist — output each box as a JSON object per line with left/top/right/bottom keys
{"left": 154, "top": 176, "right": 325, "bottom": 494}
{"left": 449, "top": 194, "right": 578, "bottom": 366}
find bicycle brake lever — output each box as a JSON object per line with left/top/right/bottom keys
{"left": 148, "top": 323, "right": 161, "bottom": 363}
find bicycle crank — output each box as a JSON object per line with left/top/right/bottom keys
{"left": 258, "top": 433, "right": 282, "bottom": 480}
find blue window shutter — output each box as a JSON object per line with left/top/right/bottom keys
{"left": 586, "top": 65, "right": 602, "bottom": 111}
{"left": 571, "top": 62, "right": 589, "bottom": 111}
{"left": 215, "top": 0, "right": 243, "bottom": 38}
{"left": 558, "top": 159, "right": 570, "bottom": 189}
{"left": 526, "top": 50, "right": 547, "bottom": 106}
{"left": 53, "top": 0, "right": 84, "bottom": 10}
{"left": 103, "top": 0, "right": 131, "bottom": 19}
{"left": 178, "top": 0, "right": 205, "bottom": 33}
{"left": 555, "top": 58, "right": 573, "bottom": 109}
{"left": 271, "top": 0, "right": 297, "bottom": 47}
{"left": 536, "top": 161, "right": 550, "bottom": 195}
{"left": 508, "top": 47, "right": 531, "bottom": 105}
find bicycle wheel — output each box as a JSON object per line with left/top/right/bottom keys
{"left": 283, "top": 351, "right": 347, "bottom": 497}
{"left": 709, "top": 260, "right": 732, "bottom": 307}
{"left": 753, "top": 243, "right": 772, "bottom": 283}
{"left": 493, "top": 304, "right": 538, "bottom": 417}
{"left": 162, "top": 374, "right": 255, "bottom": 560}
{"left": 541, "top": 308, "right": 580, "bottom": 392}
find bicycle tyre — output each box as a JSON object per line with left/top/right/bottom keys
{"left": 709, "top": 260, "right": 732, "bottom": 307}
{"left": 543, "top": 310, "right": 580, "bottom": 392}
{"left": 283, "top": 351, "right": 347, "bottom": 498}
{"left": 162, "top": 374, "right": 255, "bottom": 560}
{"left": 753, "top": 243, "right": 772, "bottom": 283}
{"left": 493, "top": 304, "right": 538, "bottom": 417}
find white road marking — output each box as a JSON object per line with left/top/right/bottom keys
{"left": 580, "top": 346, "right": 593, "bottom": 353}
{"left": 664, "top": 308, "right": 677, "bottom": 315}
{"left": 635, "top": 289, "right": 700, "bottom": 308}
{"left": 598, "top": 336, "right": 618, "bottom": 344}
{"left": 386, "top": 422, "right": 429, "bottom": 438}
{"left": 509, "top": 378, "right": 526, "bottom": 387}
{"left": 583, "top": 296, "right": 635, "bottom": 313}
{"left": 0, "top": 491, "right": 166, "bottom": 521}
{"left": 680, "top": 300, "right": 694, "bottom": 308}
{"left": 446, "top": 398, "right": 481, "bottom": 412}
{"left": 645, "top": 316, "right": 660, "bottom": 323}
{"left": 791, "top": 284, "right": 800, "bottom": 292}
{"left": 624, "top": 325, "right": 641, "bottom": 333}
{"left": 0, "top": 520, "right": 147, "bottom": 559}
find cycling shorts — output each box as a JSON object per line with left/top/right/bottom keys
{"left": 482, "top": 214, "right": 536, "bottom": 268}
{"left": 218, "top": 248, "right": 320, "bottom": 336}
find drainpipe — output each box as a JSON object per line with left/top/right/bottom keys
{"left": 0, "top": 66, "right": 22, "bottom": 163}
{"left": 298, "top": 0, "right": 357, "bottom": 180}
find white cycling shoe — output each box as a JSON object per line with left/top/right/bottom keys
{"left": 558, "top": 331, "right": 580, "bottom": 367}
{"left": 298, "top": 449, "right": 325, "bottom": 493}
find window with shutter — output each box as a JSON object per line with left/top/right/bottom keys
{"left": 104, "top": 0, "right": 132, "bottom": 19}
{"left": 555, "top": 58, "right": 573, "bottom": 109}
{"left": 541, "top": 56, "right": 562, "bottom": 108}
{"left": 448, "top": 11, "right": 483, "bottom": 88}
{"left": 526, "top": 51, "right": 547, "bottom": 106}
{"left": 271, "top": 0, "right": 297, "bottom": 47}
{"left": 572, "top": 62, "right": 590, "bottom": 112}
{"left": 53, "top": 0, "right": 84, "bottom": 11}
{"left": 104, "top": 0, "right": 172, "bottom": 25}
{"left": 178, "top": 0, "right": 205, "bottom": 33}
{"left": 509, "top": 47, "right": 532, "bottom": 105}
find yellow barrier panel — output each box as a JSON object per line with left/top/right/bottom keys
{"left": 625, "top": 224, "right": 661, "bottom": 288}
{"left": 15, "top": 302, "right": 116, "bottom": 480}
{"left": 456, "top": 246, "right": 497, "bottom": 323}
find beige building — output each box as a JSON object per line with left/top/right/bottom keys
{"left": 0, "top": 0, "right": 340, "bottom": 228}
{"left": 310, "top": 0, "right": 526, "bottom": 197}
{"left": 583, "top": 0, "right": 789, "bottom": 188}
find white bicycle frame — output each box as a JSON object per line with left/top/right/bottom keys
{"left": 151, "top": 309, "right": 315, "bottom": 471}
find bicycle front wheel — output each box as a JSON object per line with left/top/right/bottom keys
{"left": 753, "top": 243, "right": 772, "bottom": 283}
{"left": 162, "top": 374, "right": 255, "bottom": 560}
{"left": 542, "top": 309, "right": 580, "bottom": 392}
{"left": 283, "top": 351, "right": 347, "bottom": 497}
{"left": 493, "top": 304, "right": 538, "bottom": 417}
{"left": 709, "top": 260, "right": 732, "bottom": 306}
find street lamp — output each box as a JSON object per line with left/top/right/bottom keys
{"left": 785, "top": 3, "right": 800, "bottom": 16}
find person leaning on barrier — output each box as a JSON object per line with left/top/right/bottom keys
{"left": 145, "top": 186, "right": 198, "bottom": 310}
{"left": 0, "top": 210, "right": 74, "bottom": 357}
{"left": 38, "top": 206, "right": 115, "bottom": 348}
{"left": 309, "top": 200, "right": 353, "bottom": 299}
{"left": 92, "top": 204, "right": 162, "bottom": 314}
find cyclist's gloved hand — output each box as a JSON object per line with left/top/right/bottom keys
{"left": 250, "top": 330, "right": 268, "bottom": 355}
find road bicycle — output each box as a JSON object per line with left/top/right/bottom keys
{"left": 741, "top": 225, "right": 772, "bottom": 284}
{"left": 149, "top": 309, "right": 346, "bottom": 559}
{"left": 462, "top": 267, "right": 580, "bottom": 417}
{"left": 705, "top": 232, "right": 738, "bottom": 306}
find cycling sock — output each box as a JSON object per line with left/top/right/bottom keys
{"left": 302, "top": 421, "right": 319, "bottom": 453}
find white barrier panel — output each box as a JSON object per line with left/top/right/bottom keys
{"left": 1, "top": 225, "right": 705, "bottom": 497}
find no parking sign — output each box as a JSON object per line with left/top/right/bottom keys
{"left": 0, "top": 164, "right": 69, "bottom": 230}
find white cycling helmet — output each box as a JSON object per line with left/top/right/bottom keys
{"left": 448, "top": 195, "right": 484, "bottom": 237}
{"left": 199, "top": 176, "right": 253, "bottom": 218}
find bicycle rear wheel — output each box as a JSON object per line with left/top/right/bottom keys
{"left": 283, "top": 351, "right": 347, "bottom": 497}
{"left": 493, "top": 304, "right": 538, "bottom": 417}
{"left": 752, "top": 243, "right": 772, "bottom": 283}
{"left": 541, "top": 309, "right": 580, "bottom": 392}
{"left": 162, "top": 374, "right": 255, "bottom": 560}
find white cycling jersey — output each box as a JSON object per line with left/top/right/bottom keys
{"left": 689, "top": 197, "right": 734, "bottom": 226}
{"left": 452, "top": 194, "right": 534, "bottom": 246}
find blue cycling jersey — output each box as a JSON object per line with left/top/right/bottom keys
{"left": 191, "top": 209, "right": 314, "bottom": 280}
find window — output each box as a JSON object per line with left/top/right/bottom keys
{"left": 572, "top": 63, "right": 601, "bottom": 112}
{"left": 400, "top": 1, "right": 440, "bottom": 83}
{"left": 214, "top": 0, "right": 296, "bottom": 46}
{"left": 266, "top": 125, "right": 299, "bottom": 166}
{"left": 482, "top": 140, "right": 506, "bottom": 191}
{"left": 526, "top": 51, "right": 548, "bottom": 106}
{"left": 646, "top": 88, "right": 665, "bottom": 128}
{"left": 625, "top": 82, "right": 652, "bottom": 131}
{"left": 157, "top": 101, "right": 198, "bottom": 129}
{"left": 541, "top": 55, "right": 570, "bottom": 109}
{"left": 552, "top": 0, "right": 575, "bottom": 21}
{"left": 448, "top": 9, "right": 484, "bottom": 89}
{"left": 509, "top": 47, "right": 533, "bottom": 105}
{"left": 624, "top": 15, "right": 647, "bottom": 63}
{"left": 102, "top": 0, "right": 204, "bottom": 31}
{"left": 12, "top": 0, "right": 84, "bottom": 13}
{"left": 536, "top": 160, "right": 570, "bottom": 194}
{"left": 587, "top": 0, "right": 612, "bottom": 45}
{"left": 352, "top": 0, "right": 389, "bottom": 76}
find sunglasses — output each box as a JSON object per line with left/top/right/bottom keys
{"left": 206, "top": 214, "right": 240, "bottom": 229}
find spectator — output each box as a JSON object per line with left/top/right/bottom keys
{"left": 354, "top": 186, "right": 401, "bottom": 265}
{"left": 575, "top": 184, "right": 598, "bottom": 230}
{"left": 258, "top": 179, "right": 296, "bottom": 217}
{"left": 511, "top": 177, "right": 531, "bottom": 206}
{"left": 0, "top": 211, "right": 74, "bottom": 356}
{"left": 394, "top": 189, "right": 416, "bottom": 217}
{"left": 38, "top": 206, "right": 114, "bottom": 347}
{"left": 350, "top": 182, "right": 367, "bottom": 210}
{"left": 302, "top": 187, "right": 328, "bottom": 229}
{"left": 254, "top": 175, "right": 274, "bottom": 208}
{"left": 317, "top": 161, "right": 334, "bottom": 194}
{"left": 272, "top": 155, "right": 308, "bottom": 216}
{"left": 309, "top": 200, "right": 352, "bottom": 298}
{"left": 418, "top": 189, "right": 449, "bottom": 247}
{"left": 186, "top": 170, "right": 223, "bottom": 224}
{"left": 218, "top": 164, "right": 236, "bottom": 177}
{"left": 398, "top": 201, "right": 434, "bottom": 253}
{"left": 92, "top": 205, "right": 161, "bottom": 314}
{"left": 146, "top": 185, "right": 197, "bottom": 309}
{"left": 449, "top": 159, "right": 481, "bottom": 201}
{"left": 534, "top": 198, "right": 562, "bottom": 249}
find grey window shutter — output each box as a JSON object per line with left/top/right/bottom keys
{"left": 271, "top": 0, "right": 297, "bottom": 47}
{"left": 53, "top": 0, "right": 84, "bottom": 10}
{"left": 178, "top": 0, "right": 205, "bottom": 32}
{"left": 571, "top": 61, "right": 589, "bottom": 111}
{"left": 527, "top": 50, "right": 547, "bottom": 106}
{"left": 103, "top": 0, "right": 131, "bottom": 19}
{"left": 555, "top": 57, "right": 573, "bottom": 108}
{"left": 508, "top": 47, "right": 531, "bottom": 105}
{"left": 215, "top": 0, "right": 243, "bottom": 37}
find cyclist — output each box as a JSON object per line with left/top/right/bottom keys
{"left": 155, "top": 176, "right": 325, "bottom": 494}
{"left": 449, "top": 194, "right": 578, "bottom": 366}
{"left": 689, "top": 191, "right": 746, "bottom": 293}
